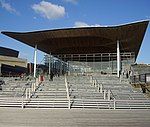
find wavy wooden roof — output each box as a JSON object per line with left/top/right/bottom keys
{"left": 1, "top": 20, "right": 149, "bottom": 60}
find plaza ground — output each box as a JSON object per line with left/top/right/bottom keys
{"left": 0, "top": 108, "right": 150, "bottom": 127}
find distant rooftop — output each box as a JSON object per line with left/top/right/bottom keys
{"left": 0, "top": 46, "right": 19, "bottom": 58}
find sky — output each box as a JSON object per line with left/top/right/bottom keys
{"left": 0, "top": 0, "right": 150, "bottom": 64}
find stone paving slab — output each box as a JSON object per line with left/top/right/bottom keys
{"left": 0, "top": 108, "right": 150, "bottom": 127}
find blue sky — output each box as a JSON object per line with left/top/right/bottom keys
{"left": 0, "top": 0, "right": 150, "bottom": 63}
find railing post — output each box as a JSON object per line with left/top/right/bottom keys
{"left": 36, "top": 78, "right": 39, "bottom": 86}
{"left": 95, "top": 80, "right": 98, "bottom": 87}
{"left": 114, "top": 99, "right": 116, "bottom": 109}
{"left": 68, "top": 98, "right": 70, "bottom": 109}
{"left": 21, "top": 96, "right": 24, "bottom": 109}
{"left": 108, "top": 90, "right": 110, "bottom": 100}
{"left": 34, "top": 83, "right": 36, "bottom": 91}
{"left": 100, "top": 84, "right": 103, "bottom": 93}
{"left": 90, "top": 76, "right": 93, "bottom": 83}
{"left": 26, "top": 88, "right": 28, "bottom": 99}
{"left": 32, "top": 83, "right": 34, "bottom": 92}
{"left": 28, "top": 88, "right": 31, "bottom": 98}
{"left": 104, "top": 90, "right": 106, "bottom": 100}
{"left": 92, "top": 79, "right": 95, "bottom": 86}
{"left": 98, "top": 84, "right": 100, "bottom": 92}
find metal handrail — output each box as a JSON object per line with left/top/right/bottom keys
{"left": 65, "top": 75, "right": 71, "bottom": 109}
{"left": 110, "top": 90, "right": 115, "bottom": 100}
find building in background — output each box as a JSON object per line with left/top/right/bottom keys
{"left": 0, "top": 47, "right": 27, "bottom": 76}
{"left": 1, "top": 20, "right": 149, "bottom": 77}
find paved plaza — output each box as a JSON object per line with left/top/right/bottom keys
{"left": 0, "top": 108, "right": 150, "bottom": 127}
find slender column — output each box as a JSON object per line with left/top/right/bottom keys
{"left": 109, "top": 54, "right": 110, "bottom": 73}
{"left": 49, "top": 53, "right": 51, "bottom": 75}
{"left": 93, "top": 54, "right": 95, "bottom": 72}
{"left": 100, "top": 54, "right": 102, "bottom": 73}
{"left": 111, "top": 59, "right": 113, "bottom": 74}
{"left": 52, "top": 56, "right": 54, "bottom": 73}
{"left": 33, "top": 45, "right": 37, "bottom": 78}
{"left": 86, "top": 54, "right": 87, "bottom": 71}
{"left": 29, "top": 63, "right": 32, "bottom": 74}
{"left": 117, "top": 40, "right": 120, "bottom": 78}
{"left": 67, "top": 61, "right": 70, "bottom": 75}
{"left": 60, "top": 59, "right": 62, "bottom": 75}
{"left": 0, "top": 63, "right": 1, "bottom": 76}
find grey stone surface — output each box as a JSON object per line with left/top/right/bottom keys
{"left": 0, "top": 108, "right": 150, "bottom": 127}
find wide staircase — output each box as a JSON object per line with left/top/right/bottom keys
{"left": 25, "top": 77, "right": 69, "bottom": 108}
{"left": 0, "top": 74, "right": 150, "bottom": 109}
{"left": 0, "top": 77, "right": 69, "bottom": 108}
{"left": 0, "top": 77, "right": 30, "bottom": 107}
{"left": 68, "top": 75, "right": 111, "bottom": 109}
{"left": 93, "top": 74, "right": 150, "bottom": 109}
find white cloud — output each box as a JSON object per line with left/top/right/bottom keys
{"left": 32, "top": 1, "right": 65, "bottom": 20}
{"left": 74, "top": 21, "right": 89, "bottom": 27}
{"left": 33, "top": 16, "right": 37, "bottom": 20}
{"left": 64, "top": 0, "right": 78, "bottom": 4}
{"left": 0, "top": 0, "right": 19, "bottom": 15}
{"left": 74, "top": 21, "right": 101, "bottom": 28}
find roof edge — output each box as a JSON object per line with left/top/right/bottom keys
{"left": 1, "top": 20, "right": 149, "bottom": 34}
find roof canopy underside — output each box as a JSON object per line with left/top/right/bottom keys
{"left": 1, "top": 20, "right": 149, "bottom": 61}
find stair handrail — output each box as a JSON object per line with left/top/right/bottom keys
{"left": 110, "top": 89, "right": 115, "bottom": 100}
{"left": 65, "top": 74, "right": 70, "bottom": 109}
{"left": 22, "top": 87, "right": 27, "bottom": 97}
{"left": 30, "top": 78, "right": 42, "bottom": 98}
{"left": 22, "top": 79, "right": 42, "bottom": 108}
{"left": 91, "top": 77, "right": 103, "bottom": 93}
{"left": 109, "top": 89, "right": 116, "bottom": 109}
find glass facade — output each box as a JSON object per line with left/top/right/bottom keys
{"left": 45, "top": 52, "right": 135, "bottom": 75}
{"left": 44, "top": 54, "right": 68, "bottom": 75}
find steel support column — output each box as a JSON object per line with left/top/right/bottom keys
{"left": 0, "top": 63, "right": 1, "bottom": 76}
{"left": 60, "top": 57, "right": 63, "bottom": 75}
{"left": 109, "top": 53, "right": 110, "bottom": 73}
{"left": 33, "top": 45, "right": 37, "bottom": 78}
{"left": 100, "top": 54, "right": 102, "bottom": 73}
{"left": 67, "top": 61, "right": 69, "bottom": 72}
{"left": 49, "top": 53, "right": 51, "bottom": 75}
{"left": 117, "top": 40, "right": 121, "bottom": 78}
